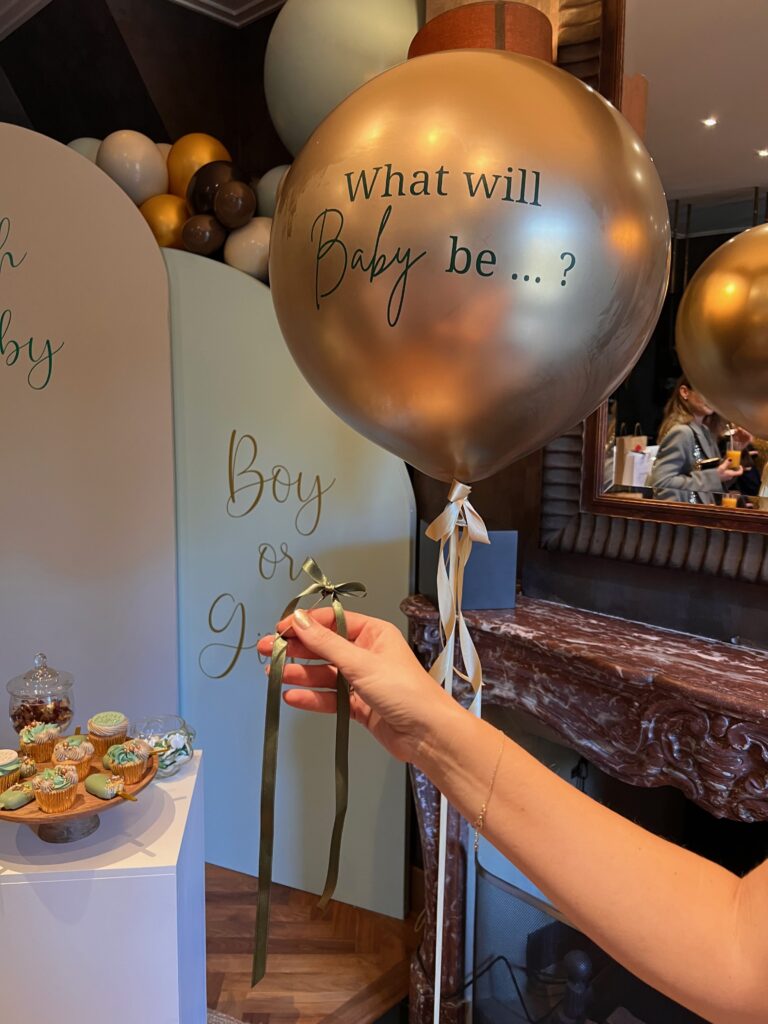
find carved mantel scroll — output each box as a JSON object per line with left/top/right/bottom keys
{"left": 405, "top": 593, "right": 768, "bottom": 824}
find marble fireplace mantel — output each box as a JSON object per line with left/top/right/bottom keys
{"left": 403, "top": 593, "right": 768, "bottom": 1023}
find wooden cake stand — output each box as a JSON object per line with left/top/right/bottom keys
{"left": 0, "top": 755, "right": 158, "bottom": 843}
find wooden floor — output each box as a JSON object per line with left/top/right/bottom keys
{"left": 206, "top": 864, "right": 418, "bottom": 1024}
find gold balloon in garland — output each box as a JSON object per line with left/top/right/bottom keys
{"left": 269, "top": 50, "right": 670, "bottom": 482}
{"left": 139, "top": 193, "right": 188, "bottom": 249}
{"left": 167, "top": 132, "right": 231, "bottom": 198}
{"left": 677, "top": 223, "right": 768, "bottom": 437}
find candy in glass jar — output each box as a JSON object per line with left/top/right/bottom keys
{"left": 7, "top": 653, "right": 74, "bottom": 735}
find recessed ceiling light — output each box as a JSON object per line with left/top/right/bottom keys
{"left": 757, "top": 148, "right": 768, "bottom": 158}
{"left": 701, "top": 116, "right": 718, "bottom": 128}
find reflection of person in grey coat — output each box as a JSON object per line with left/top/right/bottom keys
{"left": 649, "top": 377, "right": 745, "bottom": 503}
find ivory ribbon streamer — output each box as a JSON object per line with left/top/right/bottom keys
{"left": 424, "top": 480, "right": 489, "bottom": 1022}
{"left": 252, "top": 557, "right": 366, "bottom": 986}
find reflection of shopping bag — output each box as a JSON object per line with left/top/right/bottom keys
{"left": 623, "top": 449, "right": 655, "bottom": 487}
{"left": 615, "top": 423, "right": 647, "bottom": 486}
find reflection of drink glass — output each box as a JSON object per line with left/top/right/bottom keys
{"left": 726, "top": 449, "right": 742, "bottom": 469}
{"left": 722, "top": 493, "right": 739, "bottom": 508}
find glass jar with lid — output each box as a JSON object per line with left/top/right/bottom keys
{"left": 131, "top": 715, "right": 195, "bottom": 777}
{"left": 7, "top": 653, "right": 74, "bottom": 735}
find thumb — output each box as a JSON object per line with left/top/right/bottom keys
{"left": 292, "top": 608, "right": 367, "bottom": 676}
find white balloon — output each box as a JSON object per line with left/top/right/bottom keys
{"left": 96, "top": 130, "right": 169, "bottom": 204}
{"left": 264, "top": 0, "right": 421, "bottom": 156}
{"left": 224, "top": 217, "right": 272, "bottom": 280}
{"left": 156, "top": 142, "right": 172, "bottom": 161}
{"left": 67, "top": 137, "right": 101, "bottom": 162}
{"left": 256, "top": 164, "right": 290, "bottom": 218}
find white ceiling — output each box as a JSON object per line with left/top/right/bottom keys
{"left": 625, "top": 0, "right": 768, "bottom": 200}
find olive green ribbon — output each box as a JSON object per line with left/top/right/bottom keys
{"left": 252, "top": 556, "right": 366, "bottom": 986}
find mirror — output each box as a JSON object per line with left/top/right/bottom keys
{"left": 587, "top": 0, "right": 768, "bottom": 524}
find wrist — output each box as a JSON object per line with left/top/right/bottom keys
{"left": 411, "top": 690, "right": 466, "bottom": 774}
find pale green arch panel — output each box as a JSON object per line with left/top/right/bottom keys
{"left": 166, "top": 249, "right": 414, "bottom": 916}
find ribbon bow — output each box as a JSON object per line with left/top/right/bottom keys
{"left": 425, "top": 480, "right": 489, "bottom": 706}
{"left": 252, "top": 557, "right": 366, "bottom": 986}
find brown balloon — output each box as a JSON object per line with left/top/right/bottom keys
{"left": 187, "top": 161, "right": 240, "bottom": 215}
{"left": 139, "top": 193, "right": 188, "bottom": 249}
{"left": 182, "top": 214, "right": 227, "bottom": 256}
{"left": 269, "top": 51, "right": 670, "bottom": 482}
{"left": 677, "top": 223, "right": 768, "bottom": 437}
{"left": 167, "top": 133, "right": 231, "bottom": 198}
{"left": 214, "top": 180, "right": 257, "bottom": 229}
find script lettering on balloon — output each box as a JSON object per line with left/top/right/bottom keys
{"left": 311, "top": 162, "right": 568, "bottom": 327}
{"left": 0, "top": 216, "right": 64, "bottom": 390}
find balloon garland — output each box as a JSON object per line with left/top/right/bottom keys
{"left": 68, "top": 130, "right": 289, "bottom": 282}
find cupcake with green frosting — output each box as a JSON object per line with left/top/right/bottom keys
{"left": 19, "top": 721, "right": 61, "bottom": 763}
{"left": 31, "top": 765, "right": 79, "bottom": 813}
{"left": 0, "top": 750, "right": 21, "bottom": 793}
{"left": 87, "top": 712, "right": 128, "bottom": 757}
{"left": 52, "top": 734, "right": 95, "bottom": 781}
{"left": 103, "top": 739, "right": 151, "bottom": 785}
{"left": 18, "top": 755, "right": 37, "bottom": 780}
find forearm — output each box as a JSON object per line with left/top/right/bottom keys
{"left": 420, "top": 703, "right": 766, "bottom": 1024}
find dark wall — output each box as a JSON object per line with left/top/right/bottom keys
{"left": 0, "top": 0, "right": 290, "bottom": 178}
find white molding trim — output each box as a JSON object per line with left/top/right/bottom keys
{"left": 163, "top": 0, "right": 285, "bottom": 28}
{"left": 0, "top": 0, "right": 54, "bottom": 42}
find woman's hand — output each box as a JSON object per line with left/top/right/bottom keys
{"left": 731, "top": 426, "right": 753, "bottom": 449}
{"left": 716, "top": 457, "right": 744, "bottom": 481}
{"left": 256, "top": 609, "right": 459, "bottom": 768}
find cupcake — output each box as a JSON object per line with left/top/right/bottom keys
{"left": 102, "top": 739, "right": 151, "bottom": 785}
{"left": 31, "top": 765, "right": 79, "bottom": 813}
{"left": 18, "top": 755, "right": 37, "bottom": 780}
{"left": 0, "top": 750, "right": 21, "bottom": 793}
{"left": 52, "top": 735, "right": 95, "bottom": 781}
{"left": 19, "top": 721, "right": 61, "bottom": 763}
{"left": 87, "top": 712, "right": 129, "bottom": 757}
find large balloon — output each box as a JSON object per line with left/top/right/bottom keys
{"left": 269, "top": 50, "right": 670, "bottom": 483}
{"left": 677, "top": 224, "right": 768, "bottom": 436}
{"left": 167, "top": 133, "right": 231, "bottom": 198}
{"left": 97, "top": 130, "right": 168, "bottom": 204}
{"left": 264, "top": 0, "right": 421, "bottom": 156}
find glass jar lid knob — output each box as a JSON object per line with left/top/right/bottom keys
{"left": 25, "top": 653, "right": 58, "bottom": 683}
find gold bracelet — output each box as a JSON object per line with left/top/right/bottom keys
{"left": 472, "top": 732, "right": 506, "bottom": 853}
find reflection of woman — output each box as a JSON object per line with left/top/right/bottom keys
{"left": 649, "top": 377, "right": 744, "bottom": 503}
{"left": 260, "top": 610, "right": 768, "bottom": 1024}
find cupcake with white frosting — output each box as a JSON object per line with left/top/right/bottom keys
{"left": 87, "top": 712, "right": 129, "bottom": 757}
{"left": 32, "top": 765, "right": 79, "bottom": 813}
{"left": 52, "top": 734, "right": 95, "bottom": 781}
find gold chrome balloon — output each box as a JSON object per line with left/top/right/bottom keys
{"left": 269, "top": 50, "right": 670, "bottom": 482}
{"left": 167, "top": 133, "right": 231, "bottom": 198}
{"left": 677, "top": 223, "right": 768, "bottom": 437}
{"left": 139, "top": 193, "right": 188, "bottom": 249}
